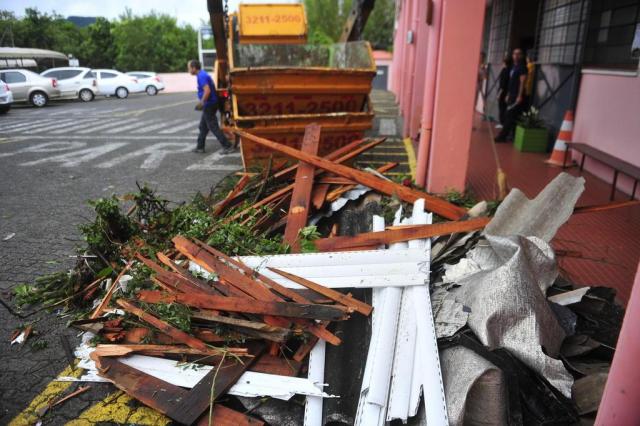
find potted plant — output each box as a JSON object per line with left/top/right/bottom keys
{"left": 514, "top": 106, "right": 547, "bottom": 152}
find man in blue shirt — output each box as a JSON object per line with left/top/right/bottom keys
{"left": 188, "top": 59, "right": 233, "bottom": 154}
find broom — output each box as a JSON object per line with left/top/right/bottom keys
{"left": 484, "top": 116, "right": 509, "bottom": 201}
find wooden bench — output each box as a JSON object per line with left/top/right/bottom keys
{"left": 564, "top": 142, "right": 640, "bottom": 201}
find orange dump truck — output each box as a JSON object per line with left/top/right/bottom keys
{"left": 217, "top": 3, "right": 376, "bottom": 170}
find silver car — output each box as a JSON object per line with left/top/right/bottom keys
{"left": 0, "top": 79, "right": 12, "bottom": 114}
{"left": 41, "top": 67, "right": 98, "bottom": 102}
{"left": 0, "top": 69, "right": 61, "bottom": 107}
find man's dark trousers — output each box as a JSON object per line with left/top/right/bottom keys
{"left": 497, "top": 98, "right": 528, "bottom": 140}
{"left": 197, "top": 104, "right": 231, "bottom": 150}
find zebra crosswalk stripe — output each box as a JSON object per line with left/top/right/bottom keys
{"left": 2, "top": 118, "right": 59, "bottom": 131}
{"left": 49, "top": 119, "right": 110, "bottom": 134}
{"left": 103, "top": 118, "right": 162, "bottom": 134}
{"left": 158, "top": 120, "right": 199, "bottom": 134}
{"left": 5, "top": 118, "right": 75, "bottom": 133}
{"left": 75, "top": 118, "right": 139, "bottom": 134}
{"left": 131, "top": 118, "right": 188, "bottom": 134}
{"left": 22, "top": 118, "right": 87, "bottom": 134}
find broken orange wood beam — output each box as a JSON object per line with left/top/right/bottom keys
{"left": 213, "top": 174, "right": 251, "bottom": 216}
{"left": 283, "top": 123, "right": 321, "bottom": 250}
{"left": 220, "top": 138, "right": 377, "bottom": 213}
{"left": 90, "top": 259, "right": 133, "bottom": 319}
{"left": 191, "top": 311, "right": 292, "bottom": 342}
{"left": 251, "top": 353, "right": 301, "bottom": 377}
{"left": 192, "top": 239, "right": 312, "bottom": 305}
{"left": 226, "top": 138, "right": 387, "bottom": 223}
{"left": 314, "top": 216, "right": 490, "bottom": 251}
{"left": 174, "top": 237, "right": 294, "bottom": 328}
{"left": 325, "top": 162, "right": 398, "bottom": 202}
{"left": 234, "top": 130, "right": 467, "bottom": 220}
{"left": 93, "top": 344, "right": 248, "bottom": 357}
{"left": 197, "top": 405, "right": 265, "bottom": 426}
{"left": 174, "top": 236, "right": 278, "bottom": 302}
{"left": 116, "top": 299, "right": 209, "bottom": 351}
{"left": 137, "top": 290, "right": 350, "bottom": 321}
{"left": 267, "top": 137, "right": 382, "bottom": 185}
{"left": 187, "top": 239, "right": 342, "bottom": 345}
{"left": 268, "top": 267, "right": 372, "bottom": 316}
{"left": 573, "top": 199, "right": 640, "bottom": 215}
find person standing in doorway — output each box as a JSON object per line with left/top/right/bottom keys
{"left": 188, "top": 59, "right": 233, "bottom": 154}
{"left": 494, "top": 48, "right": 528, "bottom": 142}
{"left": 496, "top": 54, "right": 513, "bottom": 129}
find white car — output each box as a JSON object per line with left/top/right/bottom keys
{"left": 93, "top": 69, "right": 142, "bottom": 99}
{"left": 0, "top": 69, "right": 60, "bottom": 107}
{"left": 41, "top": 67, "right": 98, "bottom": 102}
{"left": 126, "top": 72, "right": 165, "bottom": 96}
{"left": 0, "top": 79, "right": 13, "bottom": 114}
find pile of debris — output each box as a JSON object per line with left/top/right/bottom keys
{"left": 13, "top": 125, "right": 628, "bottom": 425}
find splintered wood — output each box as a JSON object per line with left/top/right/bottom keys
{"left": 72, "top": 124, "right": 481, "bottom": 425}
{"left": 283, "top": 123, "right": 321, "bottom": 250}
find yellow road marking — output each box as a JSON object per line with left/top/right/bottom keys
{"left": 66, "top": 391, "right": 170, "bottom": 426}
{"left": 402, "top": 137, "right": 417, "bottom": 180}
{"left": 9, "top": 365, "right": 83, "bottom": 426}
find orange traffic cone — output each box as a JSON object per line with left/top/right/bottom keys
{"left": 546, "top": 110, "right": 574, "bottom": 166}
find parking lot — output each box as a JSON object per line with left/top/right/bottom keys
{"left": 0, "top": 91, "right": 243, "bottom": 281}
{"left": 0, "top": 92, "right": 244, "bottom": 424}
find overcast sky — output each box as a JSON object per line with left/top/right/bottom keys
{"left": 3, "top": 0, "right": 299, "bottom": 28}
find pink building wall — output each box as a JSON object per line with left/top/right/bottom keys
{"left": 390, "top": 0, "right": 485, "bottom": 192}
{"left": 407, "top": 1, "right": 430, "bottom": 140}
{"left": 427, "top": 0, "right": 485, "bottom": 193}
{"left": 596, "top": 261, "right": 640, "bottom": 424}
{"left": 573, "top": 71, "right": 640, "bottom": 199}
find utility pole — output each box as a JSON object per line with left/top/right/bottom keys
{"left": 339, "top": 0, "right": 376, "bottom": 42}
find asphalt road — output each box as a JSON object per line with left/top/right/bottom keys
{"left": 0, "top": 92, "right": 242, "bottom": 425}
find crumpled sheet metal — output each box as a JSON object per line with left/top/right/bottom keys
{"left": 484, "top": 172, "right": 585, "bottom": 242}
{"left": 436, "top": 173, "right": 585, "bottom": 399}
{"left": 452, "top": 235, "right": 573, "bottom": 396}
{"left": 440, "top": 346, "right": 507, "bottom": 426}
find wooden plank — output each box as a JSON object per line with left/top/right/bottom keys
{"left": 219, "top": 138, "right": 375, "bottom": 213}
{"left": 250, "top": 353, "right": 301, "bottom": 376}
{"left": 234, "top": 130, "right": 467, "bottom": 220}
{"left": 170, "top": 342, "right": 265, "bottom": 425}
{"left": 225, "top": 138, "right": 387, "bottom": 223}
{"left": 155, "top": 252, "right": 221, "bottom": 295}
{"left": 196, "top": 405, "right": 265, "bottom": 426}
{"left": 138, "top": 254, "right": 213, "bottom": 295}
{"left": 90, "top": 260, "right": 133, "bottom": 319}
{"left": 192, "top": 311, "right": 292, "bottom": 342}
{"left": 174, "top": 236, "right": 291, "bottom": 328}
{"left": 283, "top": 123, "right": 321, "bottom": 249}
{"left": 311, "top": 183, "right": 331, "bottom": 209}
{"left": 213, "top": 174, "right": 251, "bottom": 216}
{"left": 268, "top": 267, "right": 372, "bottom": 316}
{"left": 137, "top": 290, "right": 349, "bottom": 321}
{"left": 192, "top": 238, "right": 312, "bottom": 304}
{"left": 174, "top": 236, "right": 279, "bottom": 302}
{"left": 293, "top": 321, "right": 330, "bottom": 362}
{"left": 326, "top": 162, "right": 398, "bottom": 202}
{"left": 116, "top": 299, "right": 209, "bottom": 351}
{"left": 573, "top": 199, "right": 640, "bottom": 214}
{"left": 93, "top": 344, "right": 247, "bottom": 357}
{"left": 188, "top": 242, "right": 343, "bottom": 346}
{"left": 94, "top": 344, "right": 265, "bottom": 426}
{"left": 313, "top": 217, "right": 490, "bottom": 251}
{"left": 269, "top": 137, "right": 381, "bottom": 185}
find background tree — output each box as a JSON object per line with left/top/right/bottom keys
{"left": 78, "top": 18, "right": 115, "bottom": 69}
{"left": 0, "top": 8, "right": 197, "bottom": 72}
{"left": 303, "top": 0, "right": 395, "bottom": 50}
